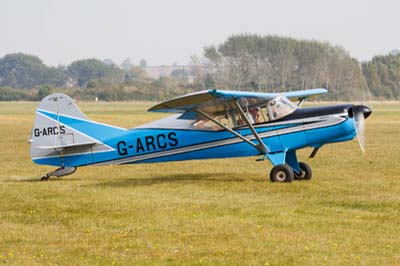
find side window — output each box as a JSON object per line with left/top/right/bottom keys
{"left": 216, "top": 114, "right": 230, "bottom": 128}
{"left": 231, "top": 107, "right": 271, "bottom": 127}
{"left": 192, "top": 117, "right": 222, "bottom": 131}
{"left": 259, "top": 106, "right": 270, "bottom": 122}
{"left": 192, "top": 112, "right": 234, "bottom": 131}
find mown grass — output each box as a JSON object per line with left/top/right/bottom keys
{"left": 0, "top": 101, "right": 399, "bottom": 265}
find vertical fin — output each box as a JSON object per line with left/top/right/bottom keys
{"left": 30, "top": 93, "right": 126, "bottom": 167}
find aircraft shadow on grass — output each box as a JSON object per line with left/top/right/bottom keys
{"left": 86, "top": 173, "right": 265, "bottom": 188}
{"left": 4, "top": 172, "right": 264, "bottom": 185}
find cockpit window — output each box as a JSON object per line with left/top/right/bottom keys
{"left": 267, "top": 96, "right": 297, "bottom": 120}
{"left": 191, "top": 96, "right": 297, "bottom": 129}
{"left": 141, "top": 96, "right": 297, "bottom": 131}
{"left": 192, "top": 116, "right": 223, "bottom": 131}
{"left": 192, "top": 110, "right": 247, "bottom": 130}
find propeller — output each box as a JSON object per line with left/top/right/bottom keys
{"left": 353, "top": 105, "right": 372, "bottom": 153}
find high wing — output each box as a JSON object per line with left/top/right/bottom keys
{"left": 148, "top": 88, "right": 327, "bottom": 114}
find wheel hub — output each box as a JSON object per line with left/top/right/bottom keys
{"left": 276, "top": 170, "right": 287, "bottom": 182}
{"left": 297, "top": 170, "right": 305, "bottom": 178}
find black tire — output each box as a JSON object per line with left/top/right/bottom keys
{"left": 270, "top": 164, "right": 294, "bottom": 183}
{"left": 40, "top": 176, "right": 49, "bottom": 181}
{"left": 294, "top": 162, "right": 312, "bottom": 180}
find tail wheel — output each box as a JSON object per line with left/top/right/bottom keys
{"left": 270, "top": 164, "right": 294, "bottom": 183}
{"left": 294, "top": 162, "right": 312, "bottom": 180}
{"left": 40, "top": 175, "right": 50, "bottom": 181}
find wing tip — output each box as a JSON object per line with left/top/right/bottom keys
{"left": 315, "top": 88, "right": 328, "bottom": 93}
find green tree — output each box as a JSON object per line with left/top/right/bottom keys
{"left": 37, "top": 85, "right": 53, "bottom": 100}
{"left": 0, "top": 53, "right": 67, "bottom": 89}
{"left": 362, "top": 54, "right": 400, "bottom": 99}
{"left": 68, "top": 59, "right": 124, "bottom": 87}
{"left": 0, "top": 86, "right": 34, "bottom": 100}
{"left": 125, "top": 66, "right": 147, "bottom": 83}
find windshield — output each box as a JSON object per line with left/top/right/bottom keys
{"left": 267, "top": 96, "right": 297, "bottom": 120}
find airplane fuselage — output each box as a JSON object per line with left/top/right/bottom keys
{"left": 33, "top": 104, "right": 358, "bottom": 167}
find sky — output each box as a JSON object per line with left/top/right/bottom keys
{"left": 1, "top": 0, "right": 399, "bottom": 66}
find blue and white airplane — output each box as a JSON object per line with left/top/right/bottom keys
{"left": 30, "top": 89, "right": 371, "bottom": 182}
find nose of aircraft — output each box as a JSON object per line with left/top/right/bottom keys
{"left": 354, "top": 105, "right": 372, "bottom": 119}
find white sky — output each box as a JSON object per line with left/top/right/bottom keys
{"left": 1, "top": 0, "right": 399, "bottom": 66}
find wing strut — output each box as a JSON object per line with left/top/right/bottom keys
{"left": 298, "top": 98, "right": 305, "bottom": 107}
{"left": 233, "top": 100, "right": 269, "bottom": 154}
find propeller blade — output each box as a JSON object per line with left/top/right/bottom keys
{"left": 354, "top": 110, "right": 366, "bottom": 153}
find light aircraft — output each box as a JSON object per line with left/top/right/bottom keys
{"left": 30, "top": 89, "right": 371, "bottom": 182}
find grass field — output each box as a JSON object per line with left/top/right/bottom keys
{"left": 0, "top": 101, "right": 400, "bottom": 265}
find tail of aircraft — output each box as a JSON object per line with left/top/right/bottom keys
{"left": 30, "top": 93, "right": 126, "bottom": 172}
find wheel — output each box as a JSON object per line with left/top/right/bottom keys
{"left": 270, "top": 164, "right": 294, "bottom": 183}
{"left": 294, "top": 162, "right": 312, "bottom": 180}
{"left": 41, "top": 175, "right": 49, "bottom": 181}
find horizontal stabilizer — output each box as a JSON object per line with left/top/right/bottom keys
{"left": 36, "top": 141, "right": 98, "bottom": 151}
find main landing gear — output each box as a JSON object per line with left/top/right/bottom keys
{"left": 40, "top": 167, "right": 77, "bottom": 181}
{"left": 269, "top": 162, "right": 312, "bottom": 182}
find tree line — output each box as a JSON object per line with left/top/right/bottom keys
{"left": 0, "top": 34, "right": 399, "bottom": 101}
{"left": 191, "top": 34, "right": 399, "bottom": 100}
{"left": 193, "top": 34, "right": 400, "bottom": 100}
{"left": 0, "top": 53, "right": 191, "bottom": 101}
{"left": 362, "top": 54, "right": 400, "bottom": 99}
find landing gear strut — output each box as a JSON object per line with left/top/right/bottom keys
{"left": 40, "top": 167, "right": 77, "bottom": 181}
